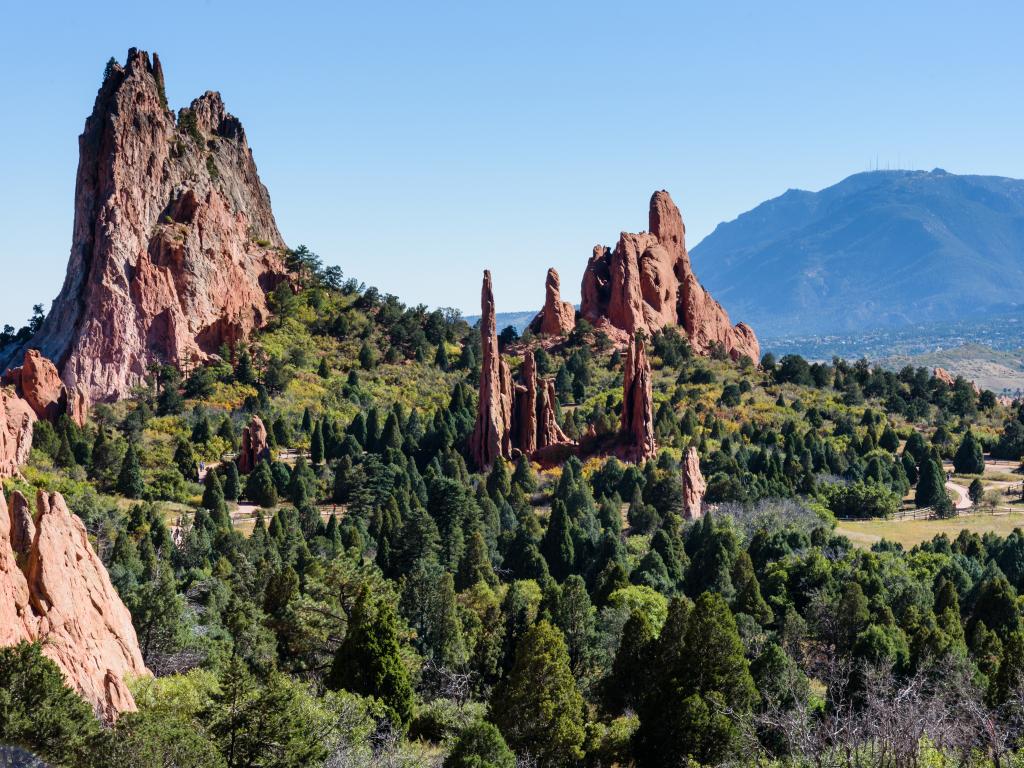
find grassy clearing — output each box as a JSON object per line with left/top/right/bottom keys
{"left": 837, "top": 511, "right": 1024, "bottom": 549}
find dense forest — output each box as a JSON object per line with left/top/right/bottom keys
{"left": 3, "top": 246, "right": 1024, "bottom": 768}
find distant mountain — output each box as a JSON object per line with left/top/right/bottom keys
{"left": 691, "top": 169, "right": 1024, "bottom": 336}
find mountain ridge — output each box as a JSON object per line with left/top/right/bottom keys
{"left": 690, "top": 168, "right": 1024, "bottom": 336}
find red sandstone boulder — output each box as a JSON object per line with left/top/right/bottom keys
{"left": 529, "top": 268, "right": 576, "bottom": 337}
{"left": 619, "top": 337, "right": 656, "bottom": 462}
{"left": 237, "top": 415, "right": 270, "bottom": 474}
{"left": 0, "top": 489, "right": 149, "bottom": 720}
{"left": 681, "top": 447, "right": 706, "bottom": 520}
{"left": 933, "top": 367, "right": 956, "bottom": 386}
{"left": 3, "top": 350, "right": 68, "bottom": 422}
{"left": 0, "top": 389, "right": 35, "bottom": 479}
{"left": 580, "top": 191, "right": 760, "bottom": 362}
{"left": 0, "top": 49, "right": 289, "bottom": 405}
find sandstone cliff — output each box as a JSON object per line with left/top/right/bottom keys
{"left": 2, "top": 349, "right": 87, "bottom": 426}
{"left": 0, "top": 49, "right": 289, "bottom": 404}
{"left": 0, "top": 489, "right": 148, "bottom": 720}
{"left": 580, "top": 191, "right": 760, "bottom": 362}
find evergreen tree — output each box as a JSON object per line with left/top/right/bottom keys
{"left": 435, "top": 342, "right": 450, "bottom": 371}
{"left": 317, "top": 357, "right": 330, "bottom": 378}
{"left": 310, "top": 419, "right": 325, "bottom": 465}
{"left": 445, "top": 721, "right": 515, "bottom": 768}
{"left": 327, "top": 587, "right": 414, "bottom": 729}
{"left": 953, "top": 429, "right": 986, "bottom": 475}
{"left": 245, "top": 460, "right": 278, "bottom": 508}
{"left": 202, "top": 469, "right": 230, "bottom": 529}
{"left": 492, "top": 621, "right": 586, "bottom": 767}
{"left": 118, "top": 441, "right": 145, "bottom": 499}
{"left": 223, "top": 461, "right": 241, "bottom": 501}
{"left": 915, "top": 457, "right": 951, "bottom": 514}
{"left": 541, "top": 500, "right": 575, "bottom": 581}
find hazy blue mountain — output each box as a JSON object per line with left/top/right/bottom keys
{"left": 691, "top": 169, "right": 1024, "bottom": 336}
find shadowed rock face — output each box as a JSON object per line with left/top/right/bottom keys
{"left": 619, "top": 337, "right": 656, "bottom": 462}
{"left": 0, "top": 49, "right": 289, "bottom": 404}
{"left": 0, "top": 489, "right": 148, "bottom": 721}
{"left": 529, "top": 268, "right": 576, "bottom": 337}
{"left": 580, "top": 191, "right": 760, "bottom": 362}
{"left": 682, "top": 447, "right": 706, "bottom": 520}
{"left": 0, "top": 389, "right": 34, "bottom": 478}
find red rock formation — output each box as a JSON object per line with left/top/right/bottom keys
{"left": 529, "top": 268, "right": 576, "bottom": 337}
{"left": 619, "top": 337, "right": 656, "bottom": 462}
{"left": 237, "top": 415, "right": 270, "bottom": 474}
{"left": 681, "top": 447, "right": 706, "bottom": 520}
{"left": 2, "top": 350, "right": 71, "bottom": 423}
{"left": 933, "top": 367, "right": 956, "bottom": 386}
{"left": 514, "top": 349, "right": 572, "bottom": 459}
{"left": 0, "top": 489, "right": 149, "bottom": 720}
{"left": 470, "top": 271, "right": 515, "bottom": 470}
{"left": 0, "top": 49, "right": 289, "bottom": 404}
{"left": 0, "top": 389, "right": 35, "bottom": 478}
{"left": 580, "top": 191, "right": 760, "bottom": 362}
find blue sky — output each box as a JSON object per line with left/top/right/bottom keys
{"left": 2, "top": 0, "right": 1023, "bottom": 327}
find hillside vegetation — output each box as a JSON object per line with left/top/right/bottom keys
{"left": 3, "top": 246, "right": 1024, "bottom": 767}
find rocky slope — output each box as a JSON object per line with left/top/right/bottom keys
{"left": 0, "top": 48, "right": 289, "bottom": 404}
{"left": 579, "top": 191, "right": 759, "bottom": 362}
{"left": 0, "top": 488, "right": 148, "bottom": 720}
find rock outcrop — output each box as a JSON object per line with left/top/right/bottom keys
{"left": 470, "top": 271, "right": 515, "bottom": 470}
{"left": 529, "top": 268, "right": 576, "bottom": 337}
{"left": 619, "top": 337, "right": 656, "bottom": 462}
{"left": 237, "top": 415, "right": 270, "bottom": 474}
{"left": 471, "top": 273, "right": 574, "bottom": 469}
{"left": 514, "top": 349, "right": 572, "bottom": 459}
{"left": 0, "top": 389, "right": 35, "bottom": 478}
{"left": 0, "top": 489, "right": 149, "bottom": 720}
{"left": 580, "top": 191, "right": 760, "bottom": 362}
{"left": 681, "top": 447, "right": 706, "bottom": 519}
{"left": 0, "top": 49, "right": 289, "bottom": 404}
{"left": 2, "top": 350, "right": 82, "bottom": 425}
{"left": 933, "top": 367, "right": 982, "bottom": 395}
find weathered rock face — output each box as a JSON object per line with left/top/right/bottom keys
{"left": 0, "top": 389, "right": 35, "bottom": 478}
{"left": 470, "top": 271, "right": 515, "bottom": 470}
{"left": 514, "top": 349, "right": 572, "bottom": 459}
{"left": 619, "top": 337, "right": 656, "bottom": 462}
{"left": 2, "top": 350, "right": 72, "bottom": 423}
{"left": 681, "top": 447, "right": 706, "bottom": 520}
{"left": 0, "top": 49, "right": 289, "bottom": 404}
{"left": 237, "top": 415, "right": 270, "bottom": 474}
{"left": 580, "top": 191, "right": 760, "bottom": 362}
{"left": 471, "top": 274, "right": 574, "bottom": 469}
{"left": 0, "top": 489, "right": 149, "bottom": 720}
{"left": 529, "top": 268, "right": 576, "bottom": 337}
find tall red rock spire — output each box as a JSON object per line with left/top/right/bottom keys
{"left": 620, "top": 336, "right": 656, "bottom": 462}
{"left": 0, "top": 49, "right": 290, "bottom": 404}
{"left": 580, "top": 190, "right": 760, "bottom": 363}
{"left": 470, "top": 271, "right": 514, "bottom": 469}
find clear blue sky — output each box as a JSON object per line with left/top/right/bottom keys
{"left": 2, "top": 0, "right": 1023, "bottom": 327}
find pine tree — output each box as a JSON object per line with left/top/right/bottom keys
{"left": 245, "top": 460, "right": 278, "bottom": 508}
{"left": 730, "top": 550, "right": 773, "bottom": 624}
{"left": 492, "top": 621, "right": 586, "bottom": 767}
{"left": 953, "top": 429, "right": 986, "bottom": 475}
{"left": 541, "top": 500, "right": 575, "bottom": 581}
{"left": 55, "top": 426, "right": 77, "bottom": 468}
{"left": 118, "top": 441, "right": 145, "bottom": 498}
{"left": 310, "top": 420, "right": 325, "bottom": 465}
{"left": 223, "top": 461, "right": 241, "bottom": 501}
{"left": 328, "top": 588, "right": 413, "bottom": 729}
{"left": 915, "top": 457, "right": 950, "bottom": 513}
{"left": 202, "top": 469, "right": 229, "bottom": 529}
{"left": 317, "top": 357, "right": 330, "bottom": 378}
{"left": 435, "top": 343, "right": 450, "bottom": 371}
